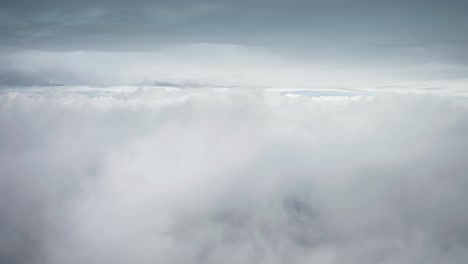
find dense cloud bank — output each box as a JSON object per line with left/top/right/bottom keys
{"left": 1, "top": 87, "right": 468, "bottom": 264}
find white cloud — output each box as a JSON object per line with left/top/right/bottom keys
{"left": 1, "top": 87, "right": 468, "bottom": 264}
{"left": 3, "top": 45, "right": 467, "bottom": 91}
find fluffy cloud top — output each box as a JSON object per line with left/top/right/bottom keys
{"left": 1, "top": 87, "right": 468, "bottom": 264}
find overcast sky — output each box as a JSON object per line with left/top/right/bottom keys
{"left": 1, "top": 0, "right": 467, "bottom": 89}
{"left": 2, "top": 2, "right": 468, "bottom": 263}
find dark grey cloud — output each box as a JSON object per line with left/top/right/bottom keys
{"left": 0, "top": 0, "right": 467, "bottom": 87}
{"left": 1, "top": 0, "right": 467, "bottom": 55}
{"left": 0, "top": 0, "right": 221, "bottom": 50}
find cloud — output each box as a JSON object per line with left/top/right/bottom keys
{"left": 0, "top": 47, "right": 380, "bottom": 89}
{"left": 2, "top": 0, "right": 468, "bottom": 75}
{"left": 1, "top": 87, "right": 468, "bottom": 263}
{"left": 3, "top": 47, "right": 468, "bottom": 91}
{"left": 2, "top": 0, "right": 468, "bottom": 90}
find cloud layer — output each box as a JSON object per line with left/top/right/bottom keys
{"left": 1, "top": 0, "right": 468, "bottom": 89}
{"left": 1, "top": 87, "right": 468, "bottom": 264}
{"left": 2, "top": 47, "right": 468, "bottom": 91}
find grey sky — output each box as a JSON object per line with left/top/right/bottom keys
{"left": 0, "top": 0, "right": 467, "bottom": 89}
{"left": 1, "top": 0, "right": 466, "bottom": 49}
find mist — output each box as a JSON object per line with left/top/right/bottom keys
{"left": 2, "top": 87, "right": 468, "bottom": 264}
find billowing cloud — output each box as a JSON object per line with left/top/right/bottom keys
{"left": 1, "top": 87, "right": 468, "bottom": 263}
